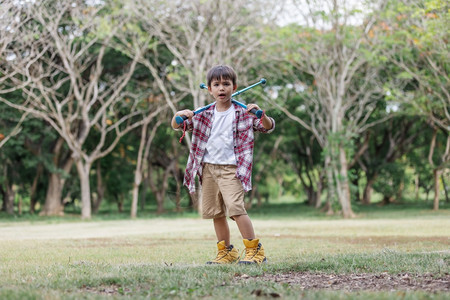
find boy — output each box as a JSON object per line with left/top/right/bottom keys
{"left": 171, "top": 65, "right": 275, "bottom": 264}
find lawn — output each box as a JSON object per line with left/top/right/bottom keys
{"left": 0, "top": 203, "right": 449, "bottom": 299}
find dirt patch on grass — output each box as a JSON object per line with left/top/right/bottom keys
{"left": 82, "top": 284, "right": 131, "bottom": 296}
{"left": 239, "top": 272, "right": 450, "bottom": 292}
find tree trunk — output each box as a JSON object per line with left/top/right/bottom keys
{"left": 335, "top": 147, "right": 355, "bottom": 218}
{"left": 442, "top": 173, "right": 449, "bottom": 203}
{"left": 171, "top": 138, "right": 182, "bottom": 212}
{"left": 131, "top": 122, "right": 147, "bottom": 218}
{"left": 362, "top": 176, "right": 377, "bottom": 205}
{"left": 0, "top": 184, "right": 6, "bottom": 212}
{"left": 297, "top": 164, "right": 317, "bottom": 206}
{"left": 157, "top": 164, "right": 172, "bottom": 214}
{"left": 40, "top": 138, "right": 73, "bottom": 216}
{"left": 324, "top": 156, "right": 335, "bottom": 215}
{"left": 276, "top": 175, "right": 283, "bottom": 201}
{"left": 131, "top": 181, "right": 140, "bottom": 218}
{"left": 140, "top": 175, "right": 148, "bottom": 211}
{"left": 415, "top": 174, "right": 420, "bottom": 201}
{"left": 2, "top": 165, "right": 15, "bottom": 215}
{"left": 92, "top": 160, "right": 105, "bottom": 214}
{"left": 29, "top": 164, "right": 43, "bottom": 214}
{"left": 315, "top": 180, "right": 322, "bottom": 208}
{"left": 382, "top": 195, "right": 394, "bottom": 205}
{"left": 321, "top": 200, "right": 334, "bottom": 216}
{"left": 97, "top": 172, "right": 105, "bottom": 209}
{"left": 396, "top": 179, "right": 405, "bottom": 202}
{"left": 40, "top": 172, "right": 65, "bottom": 216}
{"left": 5, "top": 184, "right": 15, "bottom": 215}
{"left": 75, "top": 159, "right": 92, "bottom": 219}
{"left": 156, "top": 192, "right": 164, "bottom": 214}
{"left": 351, "top": 174, "right": 361, "bottom": 202}
{"left": 117, "top": 194, "right": 124, "bottom": 213}
{"left": 314, "top": 172, "right": 324, "bottom": 208}
{"left": 17, "top": 192, "right": 22, "bottom": 215}
{"left": 433, "top": 169, "right": 441, "bottom": 211}
{"left": 147, "top": 161, "right": 172, "bottom": 215}
{"left": 306, "top": 186, "right": 317, "bottom": 206}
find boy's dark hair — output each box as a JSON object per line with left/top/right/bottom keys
{"left": 207, "top": 65, "right": 237, "bottom": 87}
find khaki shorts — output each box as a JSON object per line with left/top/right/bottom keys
{"left": 201, "top": 163, "right": 247, "bottom": 219}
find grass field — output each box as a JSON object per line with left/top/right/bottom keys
{"left": 0, "top": 203, "right": 449, "bottom": 299}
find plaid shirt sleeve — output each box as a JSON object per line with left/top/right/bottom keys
{"left": 233, "top": 105, "right": 275, "bottom": 192}
{"left": 182, "top": 109, "right": 214, "bottom": 193}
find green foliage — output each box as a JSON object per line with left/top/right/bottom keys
{"left": 372, "top": 161, "right": 409, "bottom": 199}
{"left": 100, "top": 143, "right": 136, "bottom": 205}
{"left": 1, "top": 0, "right": 448, "bottom": 218}
{"left": 380, "top": 0, "right": 449, "bottom": 126}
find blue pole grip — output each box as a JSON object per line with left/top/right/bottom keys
{"left": 175, "top": 115, "right": 188, "bottom": 124}
{"left": 232, "top": 100, "right": 263, "bottom": 119}
{"left": 251, "top": 108, "right": 264, "bottom": 119}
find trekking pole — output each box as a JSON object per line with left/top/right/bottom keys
{"left": 175, "top": 78, "right": 266, "bottom": 124}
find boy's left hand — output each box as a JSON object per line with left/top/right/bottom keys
{"left": 247, "top": 103, "right": 273, "bottom": 130}
{"left": 246, "top": 104, "right": 261, "bottom": 115}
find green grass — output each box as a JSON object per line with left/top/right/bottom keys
{"left": 247, "top": 201, "right": 450, "bottom": 219}
{"left": 0, "top": 203, "right": 449, "bottom": 299}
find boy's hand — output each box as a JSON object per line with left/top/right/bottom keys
{"left": 172, "top": 109, "right": 194, "bottom": 129}
{"left": 246, "top": 104, "right": 261, "bottom": 115}
{"left": 247, "top": 103, "right": 273, "bottom": 130}
{"left": 176, "top": 109, "right": 195, "bottom": 119}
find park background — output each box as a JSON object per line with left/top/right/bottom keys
{"left": 0, "top": 0, "right": 449, "bottom": 299}
{"left": 0, "top": 0, "right": 448, "bottom": 219}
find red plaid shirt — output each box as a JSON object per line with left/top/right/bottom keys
{"left": 182, "top": 102, "right": 275, "bottom": 193}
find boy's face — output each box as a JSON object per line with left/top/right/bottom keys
{"left": 208, "top": 77, "right": 237, "bottom": 104}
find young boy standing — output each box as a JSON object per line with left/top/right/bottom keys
{"left": 171, "top": 65, "right": 275, "bottom": 265}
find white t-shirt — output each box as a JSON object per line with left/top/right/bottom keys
{"left": 203, "top": 105, "right": 237, "bottom": 165}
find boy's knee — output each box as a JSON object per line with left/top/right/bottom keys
{"left": 230, "top": 213, "right": 248, "bottom": 221}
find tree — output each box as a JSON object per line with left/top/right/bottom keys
{"left": 135, "top": 0, "right": 277, "bottom": 109}
{"left": 270, "top": 92, "right": 325, "bottom": 208}
{"left": 0, "top": 0, "right": 152, "bottom": 218}
{"left": 267, "top": 0, "right": 390, "bottom": 217}
{"left": 358, "top": 116, "right": 427, "bottom": 204}
{"left": 130, "top": 113, "right": 164, "bottom": 218}
{"left": 380, "top": 0, "right": 449, "bottom": 209}
{"left": 0, "top": 1, "right": 30, "bottom": 149}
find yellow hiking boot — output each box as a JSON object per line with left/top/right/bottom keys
{"left": 238, "top": 239, "right": 267, "bottom": 265}
{"left": 206, "top": 240, "right": 240, "bottom": 264}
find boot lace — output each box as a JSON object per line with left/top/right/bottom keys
{"left": 242, "top": 247, "right": 258, "bottom": 261}
{"left": 212, "top": 249, "right": 229, "bottom": 263}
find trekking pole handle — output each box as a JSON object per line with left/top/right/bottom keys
{"left": 175, "top": 115, "right": 188, "bottom": 124}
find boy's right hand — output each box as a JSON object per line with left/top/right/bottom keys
{"left": 176, "top": 109, "right": 195, "bottom": 120}
{"left": 172, "top": 109, "right": 194, "bottom": 129}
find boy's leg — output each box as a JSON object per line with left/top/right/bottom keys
{"left": 233, "top": 214, "right": 266, "bottom": 265}
{"left": 233, "top": 214, "right": 255, "bottom": 240}
{"left": 202, "top": 164, "right": 239, "bottom": 264}
{"left": 207, "top": 217, "right": 239, "bottom": 264}
{"left": 213, "top": 216, "right": 231, "bottom": 246}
